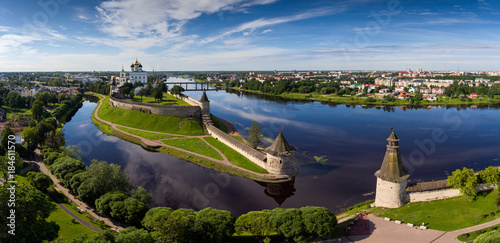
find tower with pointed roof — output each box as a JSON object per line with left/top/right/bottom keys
{"left": 374, "top": 128, "right": 410, "bottom": 208}
{"left": 265, "top": 131, "right": 298, "bottom": 176}
{"left": 199, "top": 91, "right": 210, "bottom": 114}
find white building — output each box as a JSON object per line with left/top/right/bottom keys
{"left": 119, "top": 59, "right": 148, "bottom": 86}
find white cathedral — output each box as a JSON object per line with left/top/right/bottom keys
{"left": 119, "top": 59, "right": 148, "bottom": 86}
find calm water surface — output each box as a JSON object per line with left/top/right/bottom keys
{"left": 63, "top": 90, "right": 500, "bottom": 216}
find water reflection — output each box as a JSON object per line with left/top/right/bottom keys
{"left": 255, "top": 178, "right": 296, "bottom": 206}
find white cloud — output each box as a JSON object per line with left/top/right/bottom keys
{"left": 96, "top": 0, "right": 279, "bottom": 39}
{"left": 261, "top": 29, "right": 272, "bottom": 34}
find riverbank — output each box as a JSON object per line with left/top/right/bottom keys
{"left": 228, "top": 87, "right": 500, "bottom": 107}
{"left": 89, "top": 93, "right": 291, "bottom": 182}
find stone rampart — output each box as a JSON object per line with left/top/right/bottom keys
{"left": 206, "top": 125, "right": 268, "bottom": 168}
{"left": 169, "top": 92, "right": 202, "bottom": 107}
{"left": 109, "top": 97, "right": 201, "bottom": 120}
{"left": 408, "top": 183, "right": 497, "bottom": 203}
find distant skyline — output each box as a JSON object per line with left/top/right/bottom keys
{"left": 0, "top": 0, "right": 499, "bottom": 72}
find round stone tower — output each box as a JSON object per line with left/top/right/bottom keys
{"left": 199, "top": 91, "right": 210, "bottom": 114}
{"left": 265, "top": 131, "right": 298, "bottom": 177}
{"left": 374, "top": 128, "right": 410, "bottom": 208}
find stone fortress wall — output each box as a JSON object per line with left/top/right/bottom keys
{"left": 109, "top": 96, "right": 201, "bottom": 120}
{"left": 407, "top": 182, "right": 497, "bottom": 203}
{"left": 110, "top": 92, "right": 296, "bottom": 178}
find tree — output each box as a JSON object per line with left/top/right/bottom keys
{"left": 121, "top": 197, "right": 149, "bottom": 224}
{"left": 152, "top": 87, "right": 163, "bottom": 103}
{"left": 170, "top": 85, "right": 185, "bottom": 95}
{"left": 137, "top": 88, "right": 147, "bottom": 102}
{"left": 77, "top": 160, "right": 131, "bottom": 206}
{"left": 195, "top": 207, "right": 235, "bottom": 243}
{"left": 31, "top": 100, "right": 44, "bottom": 120}
{"left": 129, "top": 90, "right": 135, "bottom": 100}
{"left": 0, "top": 125, "right": 14, "bottom": 155}
{"left": 0, "top": 152, "right": 24, "bottom": 176}
{"left": 447, "top": 167, "right": 478, "bottom": 201}
{"left": 142, "top": 207, "right": 173, "bottom": 232}
{"left": 21, "top": 127, "right": 38, "bottom": 150}
{"left": 95, "top": 191, "right": 129, "bottom": 216}
{"left": 115, "top": 227, "right": 153, "bottom": 243}
{"left": 300, "top": 206, "right": 337, "bottom": 239}
{"left": 235, "top": 210, "right": 274, "bottom": 240}
{"left": 69, "top": 172, "right": 90, "bottom": 195}
{"left": 44, "top": 130, "right": 66, "bottom": 150}
{"left": 159, "top": 82, "right": 168, "bottom": 92}
{"left": 269, "top": 208, "right": 307, "bottom": 243}
{"left": 0, "top": 184, "right": 59, "bottom": 243}
{"left": 51, "top": 156, "right": 86, "bottom": 179}
{"left": 247, "top": 121, "right": 262, "bottom": 149}
{"left": 160, "top": 208, "right": 198, "bottom": 243}
{"left": 28, "top": 171, "right": 54, "bottom": 191}
{"left": 119, "top": 82, "right": 134, "bottom": 97}
{"left": 132, "top": 186, "right": 153, "bottom": 205}
{"left": 479, "top": 166, "right": 500, "bottom": 185}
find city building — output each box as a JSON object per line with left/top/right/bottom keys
{"left": 119, "top": 59, "right": 148, "bottom": 86}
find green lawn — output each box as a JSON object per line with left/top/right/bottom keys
{"left": 3, "top": 106, "right": 31, "bottom": 120}
{"left": 97, "top": 97, "right": 205, "bottom": 136}
{"left": 162, "top": 138, "right": 223, "bottom": 160}
{"left": 46, "top": 201, "right": 97, "bottom": 241}
{"left": 203, "top": 137, "right": 268, "bottom": 174}
{"left": 372, "top": 190, "right": 500, "bottom": 231}
{"left": 117, "top": 126, "right": 180, "bottom": 140}
{"left": 211, "top": 116, "right": 229, "bottom": 133}
{"left": 131, "top": 93, "right": 191, "bottom": 106}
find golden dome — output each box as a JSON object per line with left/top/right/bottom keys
{"left": 133, "top": 59, "right": 140, "bottom": 65}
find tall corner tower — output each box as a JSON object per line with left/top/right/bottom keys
{"left": 199, "top": 91, "right": 210, "bottom": 114}
{"left": 265, "top": 131, "right": 298, "bottom": 177}
{"left": 374, "top": 128, "right": 410, "bottom": 208}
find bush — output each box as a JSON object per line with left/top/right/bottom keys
{"left": 474, "top": 230, "right": 500, "bottom": 243}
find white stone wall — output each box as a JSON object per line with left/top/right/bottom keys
{"left": 206, "top": 125, "right": 268, "bottom": 170}
{"left": 408, "top": 183, "right": 497, "bottom": 203}
{"left": 375, "top": 178, "right": 408, "bottom": 208}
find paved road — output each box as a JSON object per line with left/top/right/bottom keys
{"left": 47, "top": 191, "right": 101, "bottom": 232}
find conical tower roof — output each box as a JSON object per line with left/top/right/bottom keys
{"left": 199, "top": 91, "right": 209, "bottom": 102}
{"left": 265, "top": 131, "right": 294, "bottom": 156}
{"left": 374, "top": 129, "right": 409, "bottom": 182}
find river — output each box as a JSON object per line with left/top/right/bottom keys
{"left": 63, "top": 88, "right": 500, "bottom": 216}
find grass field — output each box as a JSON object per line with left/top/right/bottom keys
{"left": 117, "top": 126, "right": 180, "bottom": 140}
{"left": 372, "top": 190, "right": 500, "bottom": 231}
{"left": 3, "top": 106, "right": 31, "bottom": 120}
{"left": 211, "top": 116, "right": 229, "bottom": 133}
{"left": 203, "top": 137, "right": 268, "bottom": 174}
{"left": 97, "top": 97, "right": 204, "bottom": 136}
{"left": 162, "top": 138, "right": 223, "bottom": 160}
{"left": 131, "top": 92, "right": 191, "bottom": 106}
{"left": 46, "top": 202, "right": 97, "bottom": 241}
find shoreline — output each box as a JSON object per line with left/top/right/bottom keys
{"left": 88, "top": 92, "right": 292, "bottom": 183}
{"left": 227, "top": 87, "right": 500, "bottom": 107}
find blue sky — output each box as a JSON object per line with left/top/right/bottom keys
{"left": 0, "top": 0, "right": 499, "bottom": 71}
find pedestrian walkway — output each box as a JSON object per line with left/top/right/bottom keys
{"left": 323, "top": 213, "right": 500, "bottom": 243}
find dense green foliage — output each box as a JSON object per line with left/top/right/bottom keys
{"left": 86, "top": 81, "right": 110, "bottom": 95}
{"left": 474, "top": 230, "right": 500, "bottom": 243}
{"left": 448, "top": 167, "right": 479, "bottom": 201}
{"left": 0, "top": 184, "right": 59, "bottom": 243}
{"left": 27, "top": 171, "right": 54, "bottom": 191}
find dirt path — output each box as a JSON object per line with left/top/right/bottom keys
{"left": 92, "top": 94, "right": 286, "bottom": 180}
